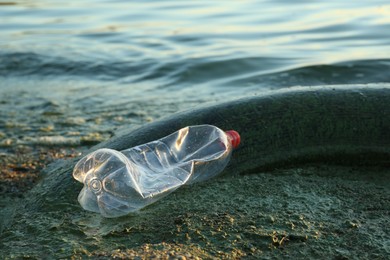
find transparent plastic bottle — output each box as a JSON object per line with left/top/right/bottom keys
{"left": 73, "top": 125, "right": 240, "bottom": 218}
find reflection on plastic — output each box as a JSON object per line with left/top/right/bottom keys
{"left": 73, "top": 125, "right": 240, "bottom": 218}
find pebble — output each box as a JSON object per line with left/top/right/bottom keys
{"left": 40, "top": 125, "right": 55, "bottom": 132}
{"left": 0, "top": 138, "right": 13, "bottom": 146}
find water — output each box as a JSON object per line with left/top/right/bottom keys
{"left": 0, "top": 0, "right": 390, "bottom": 146}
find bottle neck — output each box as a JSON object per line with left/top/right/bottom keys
{"left": 225, "top": 130, "right": 240, "bottom": 149}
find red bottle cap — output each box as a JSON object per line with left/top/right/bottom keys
{"left": 225, "top": 130, "right": 241, "bottom": 149}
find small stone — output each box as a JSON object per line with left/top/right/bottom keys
{"left": 40, "top": 125, "right": 55, "bottom": 132}
{"left": 226, "top": 215, "right": 235, "bottom": 224}
{"left": 346, "top": 221, "right": 359, "bottom": 228}
{"left": 1, "top": 138, "right": 13, "bottom": 146}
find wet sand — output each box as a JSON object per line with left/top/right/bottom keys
{"left": 0, "top": 146, "right": 81, "bottom": 195}
{"left": 1, "top": 154, "right": 388, "bottom": 258}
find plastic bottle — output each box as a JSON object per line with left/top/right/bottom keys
{"left": 72, "top": 125, "right": 240, "bottom": 218}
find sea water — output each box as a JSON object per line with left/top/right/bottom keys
{"left": 0, "top": 0, "right": 389, "bottom": 146}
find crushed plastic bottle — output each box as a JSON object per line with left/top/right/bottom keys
{"left": 73, "top": 125, "right": 240, "bottom": 218}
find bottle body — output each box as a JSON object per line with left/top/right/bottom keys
{"left": 73, "top": 125, "right": 236, "bottom": 218}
